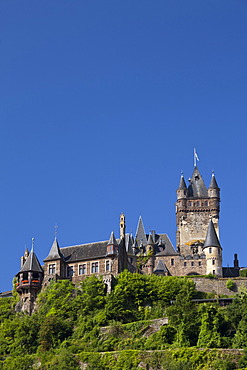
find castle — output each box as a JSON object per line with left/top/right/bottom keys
{"left": 15, "top": 164, "right": 240, "bottom": 314}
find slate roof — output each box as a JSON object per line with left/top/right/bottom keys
{"left": 19, "top": 250, "right": 43, "bottom": 273}
{"left": 147, "top": 233, "right": 154, "bottom": 245}
{"left": 203, "top": 220, "right": 221, "bottom": 249}
{"left": 60, "top": 241, "right": 109, "bottom": 262}
{"left": 209, "top": 173, "right": 219, "bottom": 189}
{"left": 154, "top": 260, "right": 168, "bottom": 273}
{"left": 44, "top": 238, "right": 63, "bottom": 261}
{"left": 178, "top": 175, "right": 187, "bottom": 190}
{"left": 155, "top": 234, "right": 178, "bottom": 256}
{"left": 107, "top": 231, "right": 118, "bottom": 246}
{"left": 135, "top": 216, "right": 147, "bottom": 246}
{"left": 187, "top": 167, "right": 208, "bottom": 198}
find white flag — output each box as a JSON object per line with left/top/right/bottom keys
{"left": 194, "top": 148, "right": 199, "bottom": 161}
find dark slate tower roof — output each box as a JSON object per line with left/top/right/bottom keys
{"left": 19, "top": 250, "right": 43, "bottom": 273}
{"left": 44, "top": 238, "right": 63, "bottom": 261}
{"left": 187, "top": 167, "right": 208, "bottom": 198}
{"left": 178, "top": 174, "right": 187, "bottom": 190}
{"left": 154, "top": 260, "right": 168, "bottom": 274}
{"left": 203, "top": 220, "right": 221, "bottom": 249}
{"left": 147, "top": 233, "right": 154, "bottom": 245}
{"left": 107, "top": 231, "right": 118, "bottom": 246}
{"left": 209, "top": 172, "right": 219, "bottom": 189}
{"left": 135, "top": 216, "right": 147, "bottom": 246}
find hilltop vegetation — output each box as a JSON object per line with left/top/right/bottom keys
{"left": 1, "top": 272, "right": 247, "bottom": 369}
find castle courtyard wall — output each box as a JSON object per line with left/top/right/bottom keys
{"left": 191, "top": 277, "right": 247, "bottom": 296}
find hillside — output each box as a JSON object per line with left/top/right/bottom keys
{"left": 1, "top": 272, "right": 247, "bottom": 369}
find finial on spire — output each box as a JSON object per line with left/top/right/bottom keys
{"left": 54, "top": 223, "right": 58, "bottom": 239}
{"left": 194, "top": 148, "right": 199, "bottom": 167}
{"left": 31, "top": 237, "right": 35, "bottom": 252}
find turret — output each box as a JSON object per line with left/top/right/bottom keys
{"left": 120, "top": 213, "right": 126, "bottom": 239}
{"left": 15, "top": 239, "right": 44, "bottom": 314}
{"left": 43, "top": 237, "right": 65, "bottom": 279}
{"left": 208, "top": 172, "right": 220, "bottom": 199}
{"left": 203, "top": 220, "right": 222, "bottom": 277}
{"left": 106, "top": 231, "right": 118, "bottom": 256}
{"left": 176, "top": 173, "right": 187, "bottom": 200}
{"left": 146, "top": 233, "right": 155, "bottom": 274}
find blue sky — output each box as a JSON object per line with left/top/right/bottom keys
{"left": 0, "top": 0, "right": 246, "bottom": 291}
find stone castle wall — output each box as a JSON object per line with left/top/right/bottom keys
{"left": 192, "top": 277, "right": 247, "bottom": 296}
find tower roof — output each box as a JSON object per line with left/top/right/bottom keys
{"left": 178, "top": 174, "right": 187, "bottom": 190}
{"left": 107, "top": 231, "right": 118, "bottom": 246}
{"left": 135, "top": 216, "right": 147, "bottom": 246}
{"left": 187, "top": 167, "right": 208, "bottom": 198}
{"left": 209, "top": 172, "right": 219, "bottom": 189}
{"left": 44, "top": 238, "right": 63, "bottom": 261}
{"left": 154, "top": 260, "right": 168, "bottom": 274}
{"left": 203, "top": 220, "right": 221, "bottom": 249}
{"left": 19, "top": 250, "right": 43, "bottom": 273}
{"left": 147, "top": 233, "right": 154, "bottom": 245}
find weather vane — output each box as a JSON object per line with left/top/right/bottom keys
{"left": 54, "top": 223, "right": 58, "bottom": 238}
{"left": 31, "top": 237, "right": 35, "bottom": 251}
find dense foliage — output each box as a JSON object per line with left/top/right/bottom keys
{"left": 0, "top": 272, "right": 247, "bottom": 368}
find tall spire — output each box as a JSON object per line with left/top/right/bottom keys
{"left": 135, "top": 216, "right": 147, "bottom": 246}
{"left": 203, "top": 220, "right": 221, "bottom": 249}
{"left": 187, "top": 167, "right": 208, "bottom": 198}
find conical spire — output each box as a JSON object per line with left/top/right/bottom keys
{"left": 107, "top": 231, "right": 118, "bottom": 246}
{"left": 44, "top": 238, "right": 63, "bottom": 261}
{"left": 178, "top": 174, "right": 187, "bottom": 190}
{"left": 135, "top": 216, "right": 147, "bottom": 246}
{"left": 187, "top": 167, "right": 208, "bottom": 198}
{"left": 147, "top": 233, "right": 154, "bottom": 245}
{"left": 203, "top": 220, "right": 221, "bottom": 249}
{"left": 19, "top": 250, "right": 43, "bottom": 273}
{"left": 209, "top": 172, "right": 219, "bottom": 189}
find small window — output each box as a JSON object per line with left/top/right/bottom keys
{"left": 171, "top": 258, "right": 174, "bottom": 266}
{"left": 184, "top": 262, "right": 187, "bottom": 267}
{"left": 218, "top": 249, "right": 221, "bottom": 255}
{"left": 212, "top": 260, "right": 215, "bottom": 265}
{"left": 49, "top": 264, "right": 55, "bottom": 274}
{"left": 191, "top": 261, "right": 194, "bottom": 267}
{"left": 105, "top": 260, "right": 111, "bottom": 272}
{"left": 209, "top": 247, "right": 212, "bottom": 254}
{"left": 91, "top": 262, "right": 99, "bottom": 273}
{"left": 198, "top": 261, "right": 201, "bottom": 266}
{"left": 79, "top": 264, "right": 86, "bottom": 275}
{"left": 213, "top": 270, "right": 215, "bottom": 275}
{"left": 204, "top": 201, "right": 208, "bottom": 206}
{"left": 188, "top": 201, "right": 192, "bottom": 206}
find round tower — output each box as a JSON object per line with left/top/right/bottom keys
{"left": 203, "top": 220, "right": 222, "bottom": 277}
{"left": 146, "top": 234, "right": 154, "bottom": 275}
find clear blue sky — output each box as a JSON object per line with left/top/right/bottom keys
{"left": 0, "top": 0, "right": 246, "bottom": 291}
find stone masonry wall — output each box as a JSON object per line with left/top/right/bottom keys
{"left": 192, "top": 277, "right": 247, "bottom": 296}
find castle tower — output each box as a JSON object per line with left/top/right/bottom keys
{"left": 16, "top": 241, "right": 44, "bottom": 315}
{"left": 146, "top": 234, "right": 155, "bottom": 275}
{"left": 176, "top": 167, "right": 220, "bottom": 256}
{"left": 203, "top": 219, "right": 222, "bottom": 276}
{"left": 120, "top": 213, "right": 126, "bottom": 239}
{"left": 106, "top": 231, "right": 118, "bottom": 256}
{"left": 43, "top": 237, "right": 66, "bottom": 283}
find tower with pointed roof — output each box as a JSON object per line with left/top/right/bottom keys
{"left": 16, "top": 244, "right": 44, "bottom": 314}
{"left": 203, "top": 219, "right": 222, "bottom": 276}
{"left": 176, "top": 167, "right": 220, "bottom": 257}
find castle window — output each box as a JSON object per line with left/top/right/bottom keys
{"left": 79, "top": 264, "right": 86, "bottom": 275}
{"left": 191, "top": 261, "right": 194, "bottom": 267}
{"left": 188, "top": 201, "right": 192, "bottom": 206}
{"left": 209, "top": 247, "right": 212, "bottom": 254}
{"left": 204, "top": 201, "right": 208, "bottom": 206}
{"left": 67, "top": 266, "right": 74, "bottom": 277}
{"left": 105, "top": 260, "right": 111, "bottom": 272}
{"left": 198, "top": 261, "right": 201, "bottom": 266}
{"left": 213, "top": 270, "right": 215, "bottom": 275}
{"left": 218, "top": 249, "right": 221, "bottom": 255}
{"left": 91, "top": 262, "right": 99, "bottom": 273}
{"left": 212, "top": 260, "right": 215, "bottom": 265}
{"left": 184, "top": 262, "right": 187, "bottom": 267}
{"left": 171, "top": 258, "right": 174, "bottom": 266}
{"left": 49, "top": 264, "right": 55, "bottom": 274}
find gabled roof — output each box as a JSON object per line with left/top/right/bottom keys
{"left": 107, "top": 231, "right": 118, "bottom": 246}
{"left": 187, "top": 167, "right": 208, "bottom": 198}
{"left": 178, "top": 174, "right": 187, "bottom": 190}
{"left": 135, "top": 216, "right": 147, "bottom": 246}
{"left": 44, "top": 238, "right": 63, "bottom": 262}
{"left": 156, "top": 234, "right": 178, "bottom": 256}
{"left": 203, "top": 220, "right": 221, "bottom": 249}
{"left": 19, "top": 250, "right": 43, "bottom": 273}
{"left": 209, "top": 172, "right": 219, "bottom": 189}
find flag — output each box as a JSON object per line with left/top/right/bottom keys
{"left": 194, "top": 148, "right": 199, "bottom": 161}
